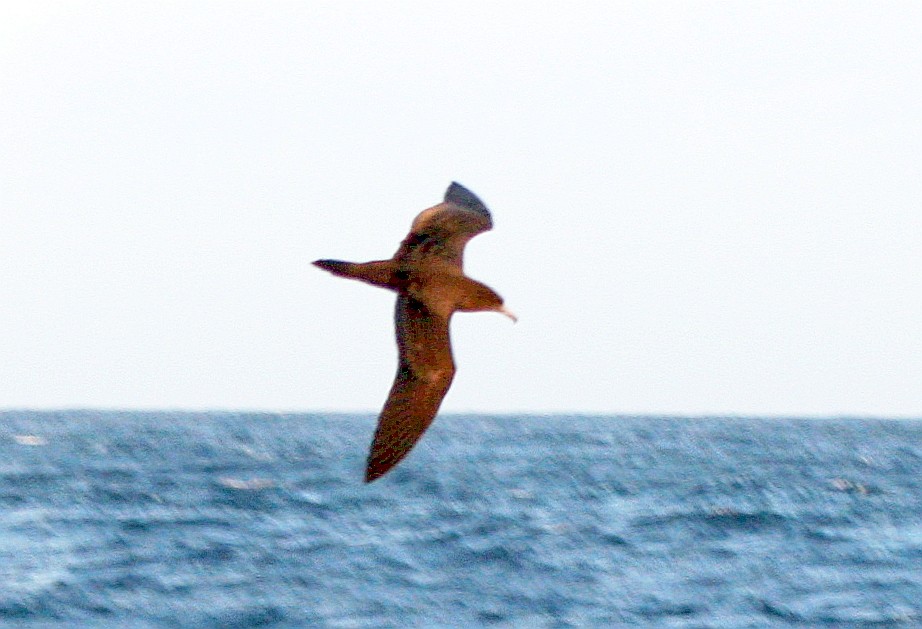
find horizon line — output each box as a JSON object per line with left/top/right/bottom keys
{"left": 1, "top": 407, "right": 920, "bottom": 421}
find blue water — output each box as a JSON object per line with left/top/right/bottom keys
{"left": 1, "top": 411, "right": 920, "bottom": 627}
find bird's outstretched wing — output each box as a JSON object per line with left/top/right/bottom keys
{"left": 365, "top": 294, "right": 455, "bottom": 482}
{"left": 393, "top": 182, "right": 493, "bottom": 268}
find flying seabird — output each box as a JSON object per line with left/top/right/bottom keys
{"left": 314, "top": 182, "right": 516, "bottom": 482}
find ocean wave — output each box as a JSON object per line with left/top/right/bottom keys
{"left": 0, "top": 412, "right": 920, "bottom": 626}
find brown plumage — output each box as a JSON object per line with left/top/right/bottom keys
{"left": 314, "top": 182, "right": 516, "bottom": 482}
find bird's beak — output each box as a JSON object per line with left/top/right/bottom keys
{"left": 498, "top": 305, "right": 518, "bottom": 323}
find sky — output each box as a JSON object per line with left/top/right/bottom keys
{"left": 1, "top": 2, "right": 921, "bottom": 416}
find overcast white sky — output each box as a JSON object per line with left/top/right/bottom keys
{"left": 2, "top": 2, "right": 920, "bottom": 416}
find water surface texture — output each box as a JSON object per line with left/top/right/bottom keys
{"left": 1, "top": 411, "right": 920, "bottom": 627}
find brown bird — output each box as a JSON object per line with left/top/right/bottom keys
{"left": 314, "top": 182, "right": 516, "bottom": 482}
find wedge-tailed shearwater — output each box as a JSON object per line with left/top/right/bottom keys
{"left": 314, "top": 182, "right": 516, "bottom": 482}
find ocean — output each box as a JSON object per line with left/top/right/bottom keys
{"left": 0, "top": 411, "right": 920, "bottom": 628}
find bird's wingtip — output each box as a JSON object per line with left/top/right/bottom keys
{"left": 312, "top": 259, "right": 337, "bottom": 273}
{"left": 364, "top": 465, "right": 386, "bottom": 483}
{"left": 445, "top": 182, "right": 489, "bottom": 216}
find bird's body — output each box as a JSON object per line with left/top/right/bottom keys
{"left": 314, "top": 183, "right": 515, "bottom": 482}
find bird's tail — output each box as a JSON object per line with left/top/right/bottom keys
{"left": 313, "top": 259, "right": 401, "bottom": 290}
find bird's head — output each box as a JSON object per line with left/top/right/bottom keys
{"left": 458, "top": 282, "right": 517, "bottom": 322}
